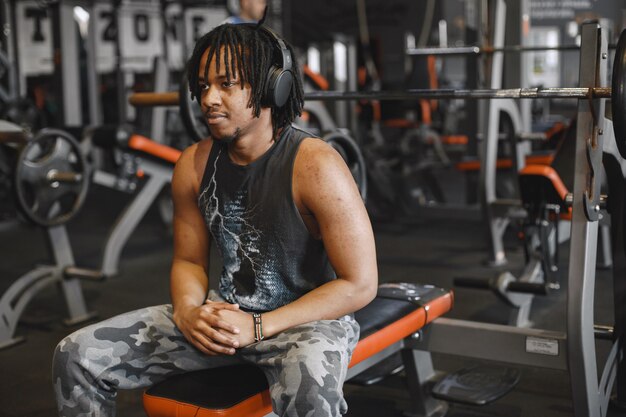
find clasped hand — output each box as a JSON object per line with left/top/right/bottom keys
{"left": 174, "top": 300, "right": 255, "bottom": 356}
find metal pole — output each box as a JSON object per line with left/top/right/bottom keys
{"left": 1, "top": 0, "right": 16, "bottom": 100}
{"left": 603, "top": 123, "right": 626, "bottom": 408}
{"left": 47, "top": 226, "right": 92, "bottom": 324}
{"left": 49, "top": 1, "right": 66, "bottom": 127}
{"left": 84, "top": 1, "right": 102, "bottom": 126}
{"left": 112, "top": 0, "right": 127, "bottom": 124}
{"left": 57, "top": 0, "right": 82, "bottom": 127}
{"left": 7, "top": 0, "right": 20, "bottom": 97}
{"left": 567, "top": 22, "right": 606, "bottom": 417}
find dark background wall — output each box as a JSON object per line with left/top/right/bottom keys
{"left": 288, "top": 1, "right": 434, "bottom": 88}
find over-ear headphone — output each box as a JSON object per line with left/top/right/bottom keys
{"left": 259, "top": 26, "right": 293, "bottom": 107}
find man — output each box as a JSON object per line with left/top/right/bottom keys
{"left": 223, "top": 0, "right": 267, "bottom": 24}
{"left": 52, "top": 23, "right": 377, "bottom": 417}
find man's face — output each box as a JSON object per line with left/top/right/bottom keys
{"left": 242, "top": 0, "right": 267, "bottom": 21}
{"left": 197, "top": 47, "right": 257, "bottom": 143}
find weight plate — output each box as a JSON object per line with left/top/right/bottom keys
{"left": 612, "top": 29, "right": 626, "bottom": 159}
{"left": 14, "top": 129, "right": 89, "bottom": 227}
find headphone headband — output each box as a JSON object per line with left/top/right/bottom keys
{"left": 259, "top": 26, "right": 292, "bottom": 72}
{"left": 231, "top": 23, "right": 293, "bottom": 107}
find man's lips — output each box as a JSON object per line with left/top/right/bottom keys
{"left": 206, "top": 112, "right": 227, "bottom": 124}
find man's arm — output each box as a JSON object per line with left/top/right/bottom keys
{"left": 170, "top": 141, "right": 241, "bottom": 355}
{"left": 219, "top": 137, "right": 378, "bottom": 345}
{"left": 265, "top": 138, "right": 378, "bottom": 333}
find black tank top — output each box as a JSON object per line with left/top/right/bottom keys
{"left": 197, "top": 126, "right": 335, "bottom": 312}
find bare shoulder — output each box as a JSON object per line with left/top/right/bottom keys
{"left": 294, "top": 137, "right": 361, "bottom": 211}
{"left": 173, "top": 139, "right": 214, "bottom": 195}
{"left": 294, "top": 137, "right": 343, "bottom": 175}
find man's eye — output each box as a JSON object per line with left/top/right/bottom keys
{"left": 199, "top": 84, "right": 208, "bottom": 91}
{"left": 223, "top": 81, "right": 236, "bottom": 87}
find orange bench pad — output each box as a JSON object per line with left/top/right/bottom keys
{"left": 303, "top": 65, "right": 330, "bottom": 91}
{"left": 350, "top": 292, "right": 453, "bottom": 366}
{"left": 519, "top": 165, "right": 568, "bottom": 201}
{"left": 525, "top": 154, "right": 554, "bottom": 165}
{"left": 456, "top": 154, "right": 554, "bottom": 172}
{"left": 144, "top": 389, "right": 272, "bottom": 417}
{"left": 456, "top": 159, "right": 513, "bottom": 171}
{"left": 128, "top": 135, "right": 182, "bottom": 164}
{"left": 519, "top": 164, "right": 572, "bottom": 220}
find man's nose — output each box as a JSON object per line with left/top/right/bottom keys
{"left": 202, "top": 86, "right": 221, "bottom": 107}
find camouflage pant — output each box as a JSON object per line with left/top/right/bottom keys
{"left": 52, "top": 304, "right": 359, "bottom": 417}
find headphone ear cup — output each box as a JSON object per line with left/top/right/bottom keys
{"left": 273, "top": 70, "right": 293, "bottom": 107}
{"left": 264, "top": 65, "right": 280, "bottom": 106}
{"left": 265, "top": 65, "right": 293, "bottom": 107}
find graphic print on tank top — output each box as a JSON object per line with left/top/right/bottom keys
{"left": 198, "top": 147, "right": 299, "bottom": 311}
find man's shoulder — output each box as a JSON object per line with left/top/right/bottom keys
{"left": 176, "top": 139, "right": 214, "bottom": 175}
{"left": 294, "top": 135, "right": 342, "bottom": 175}
{"left": 298, "top": 136, "right": 327, "bottom": 152}
{"left": 172, "top": 139, "right": 216, "bottom": 195}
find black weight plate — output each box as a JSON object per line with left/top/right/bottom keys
{"left": 14, "top": 129, "right": 89, "bottom": 227}
{"left": 612, "top": 29, "right": 626, "bottom": 159}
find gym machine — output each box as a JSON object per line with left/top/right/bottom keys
{"left": 0, "top": 123, "right": 95, "bottom": 349}
{"left": 411, "top": 23, "right": 626, "bottom": 416}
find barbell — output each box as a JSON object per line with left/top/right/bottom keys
{"left": 128, "top": 29, "right": 626, "bottom": 157}
{"left": 406, "top": 43, "right": 617, "bottom": 56}
{"left": 128, "top": 86, "right": 613, "bottom": 106}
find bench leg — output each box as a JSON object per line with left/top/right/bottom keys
{"left": 402, "top": 349, "right": 448, "bottom": 417}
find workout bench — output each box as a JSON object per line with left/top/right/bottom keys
{"left": 143, "top": 283, "right": 453, "bottom": 417}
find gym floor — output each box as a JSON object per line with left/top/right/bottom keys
{"left": 0, "top": 182, "right": 622, "bottom": 417}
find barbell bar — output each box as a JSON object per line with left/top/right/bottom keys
{"left": 127, "top": 27, "right": 626, "bottom": 158}
{"left": 406, "top": 44, "right": 617, "bottom": 56}
{"left": 305, "top": 87, "right": 613, "bottom": 101}
{"left": 127, "top": 75, "right": 621, "bottom": 157}
{"left": 129, "top": 86, "right": 612, "bottom": 107}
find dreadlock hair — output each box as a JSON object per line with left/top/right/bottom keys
{"left": 186, "top": 23, "right": 304, "bottom": 137}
